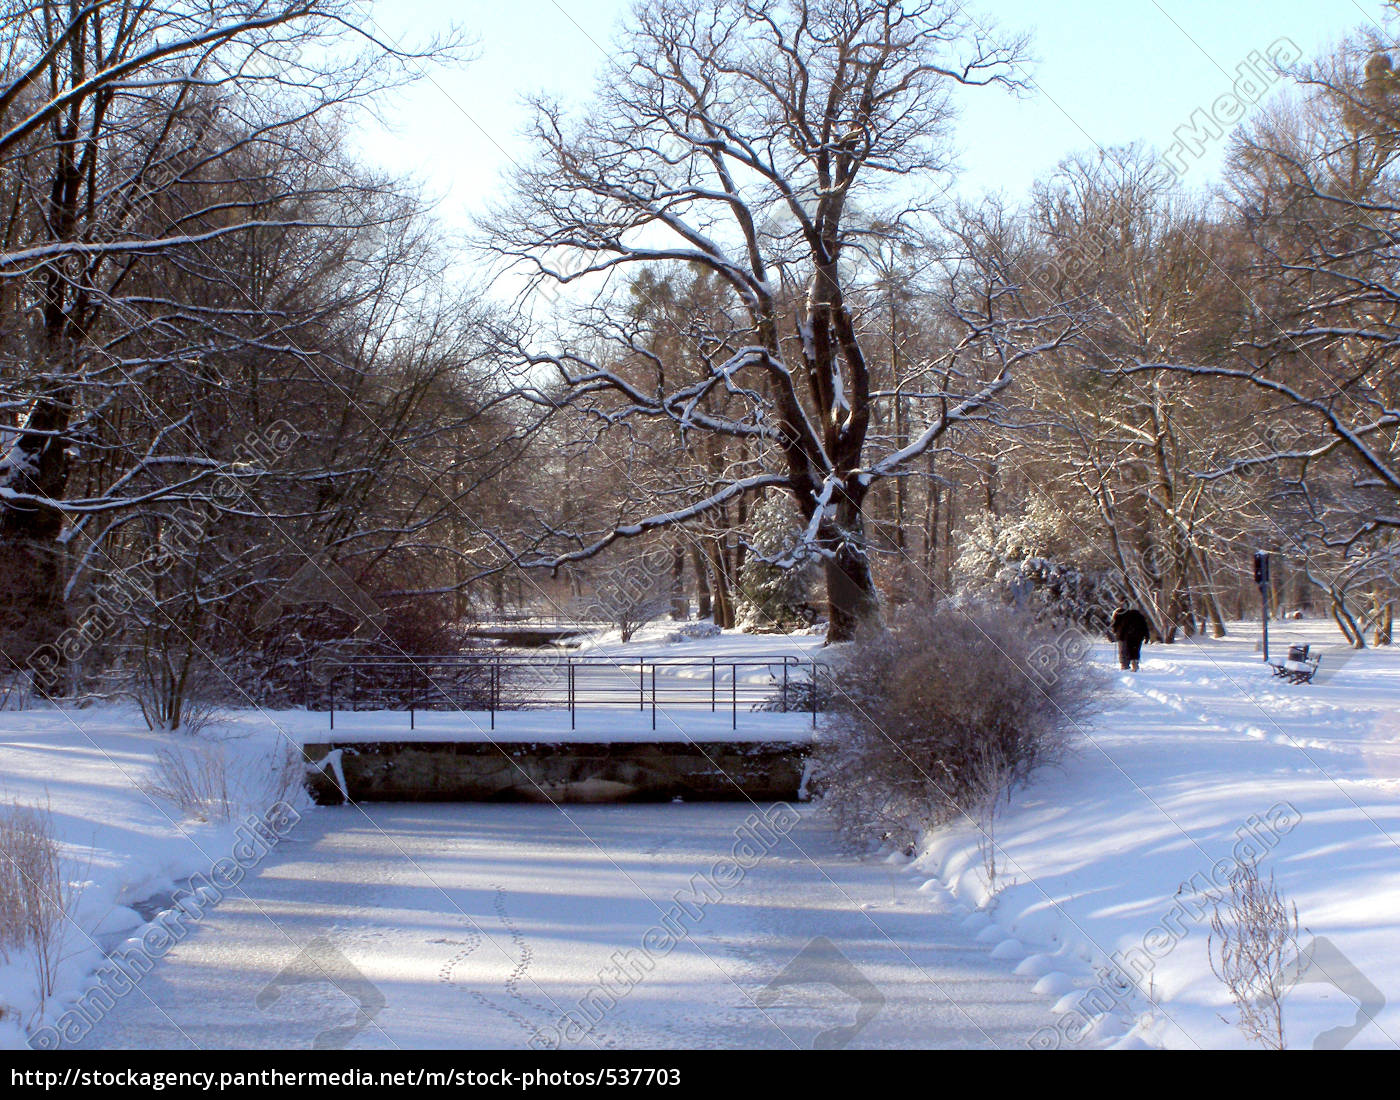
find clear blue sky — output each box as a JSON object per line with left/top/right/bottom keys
{"left": 356, "top": 1, "right": 1396, "bottom": 230}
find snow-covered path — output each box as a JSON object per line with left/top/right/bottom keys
{"left": 920, "top": 621, "right": 1400, "bottom": 1049}
{"left": 73, "top": 803, "right": 1053, "bottom": 1050}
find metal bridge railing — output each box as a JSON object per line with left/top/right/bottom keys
{"left": 319, "top": 653, "right": 821, "bottom": 732}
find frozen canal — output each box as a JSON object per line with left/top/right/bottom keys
{"left": 76, "top": 802, "right": 1054, "bottom": 1049}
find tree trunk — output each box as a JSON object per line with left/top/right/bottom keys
{"left": 1331, "top": 596, "right": 1365, "bottom": 649}
{"left": 670, "top": 540, "right": 688, "bottom": 620}
{"left": 941, "top": 481, "right": 955, "bottom": 592}
{"left": 705, "top": 539, "right": 734, "bottom": 630}
{"left": 923, "top": 451, "right": 941, "bottom": 598}
{"left": 1192, "top": 548, "right": 1228, "bottom": 638}
{"left": 691, "top": 545, "right": 712, "bottom": 621}
{"left": 821, "top": 510, "right": 880, "bottom": 642}
{"left": 1373, "top": 592, "right": 1393, "bottom": 647}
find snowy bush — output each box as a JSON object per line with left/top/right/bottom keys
{"left": 753, "top": 661, "right": 838, "bottom": 714}
{"left": 737, "top": 497, "right": 819, "bottom": 632}
{"left": 0, "top": 801, "right": 74, "bottom": 1019}
{"left": 664, "top": 621, "right": 723, "bottom": 643}
{"left": 586, "top": 549, "right": 674, "bottom": 642}
{"left": 147, "top": 738, "right": 305, "bottom": 824}
{"left": 816, "top": 601, "right": 1104, "bottom": 848}
{"left": 234, "top": 553, "right": 465, "bottom": 708}
{"left": 148, "top": 743, "right": 234, "bottom": 823}
{"left": 130, "top": 645, "right": 224, "bottom": 733}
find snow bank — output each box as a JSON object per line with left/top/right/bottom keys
{"left": 0, "top": 706, "right": 309, "bottom": 1048}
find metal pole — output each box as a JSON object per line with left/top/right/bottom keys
{"left": 651, "top": 663, "right": 656, "bottom": 731}
{"left": 782, "top": 661, "right": 789, "bottom": 712}
{"left": 490, "top": 662, "right": 496, "bottom": 731}
{"left": 732, "top": 663, "right": 737, "bottom": 731}
{"left": 569, "top": 659, "right": 575, "bottom": 731}
{"left": 639, "top": 659, "right": 645, "bottom": 711}
{"left": 811, "top": 660, "right": 818, "bottom": 729}
{"left": 711, "top": 656, "right": 716, "bottom": 712}
{"left": 1255, "top": 550, "right": 1271, "bottom": 663}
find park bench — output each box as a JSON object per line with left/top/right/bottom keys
{"left": 1269, "top": 643, "right": 1321, "bottom": 684}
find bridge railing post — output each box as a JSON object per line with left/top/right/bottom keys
{"left": 651, "top": 663, "right": 656, "bottom": 731}
{"left": 732, "top": 663, "right": 737, "bottom": 730}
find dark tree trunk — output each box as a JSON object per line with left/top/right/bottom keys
{"left": 669, "top": 540, "right": 688, "bottom": 620}
{"left": 1, "top": 88, "right": 90, "bottom": 694}
{"left": 691, "top": 545, "right": 712, "bottom": 621}
{"left": 823, "top": 545, "right": 878, "bottom": 643}
{"left": 706, "top": 539, "right": 735, "bottom": 630}
{"left": 821, "top": 505, "right": 879, "bottom": 643}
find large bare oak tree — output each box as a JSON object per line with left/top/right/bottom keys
{"left": 488, "top": 0, "right": 1070, "bottom": 639}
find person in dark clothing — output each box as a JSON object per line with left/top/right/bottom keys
{"left": 1110, "top": 605, "right": 1151, "bottom": 671}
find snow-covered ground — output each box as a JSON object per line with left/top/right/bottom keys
{"left": 0, "top": 707, "right": 306, "bottom": 1048}
{"left": 0, "top": 619, "right": 1396, "bottom": 1049}
{"left": 65, "top": 802, "right": 1051, "bottom": 1050}
{"left": 919, "top": 619, "right": 1400, "bottom": 1050}
{"left": 477, "top": 620, "right": 828, "bottom": 662}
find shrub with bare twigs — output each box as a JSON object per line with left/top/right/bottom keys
{"left": 147, "top": 738, "right": 305, "bottom": 823}
{"left": 130, "top": 641, "right": 224, "bottom": 733}
{"left": 1209, "top": 858, "right": 1301, "bottom": 1050}
{"left": 0, "top": 801, "right": 76, "bottom": 1018}
{"left": 0, "top": 669, "right": 33, "bottom": 712}
{"left": 817, "top": 601, "right": 1104, "bottom": 848}
{"left": 974, "top": 746, "right": 1015, "bottom": 900}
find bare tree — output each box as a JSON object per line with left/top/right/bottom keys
{"left": 0, "top": 0, "right": 462, "bottom": 687}
{"left": 487, "top": 0, "right": 1075, "bottom": 639}
{"left": 1127, "top": 39, "right": 1400, "bottom": 641}
{"left": 0, "top": 2, "right": 470, "bottom": 685}
{"left": 1010, "top": 149, "right": 1254, "bottom": 640}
